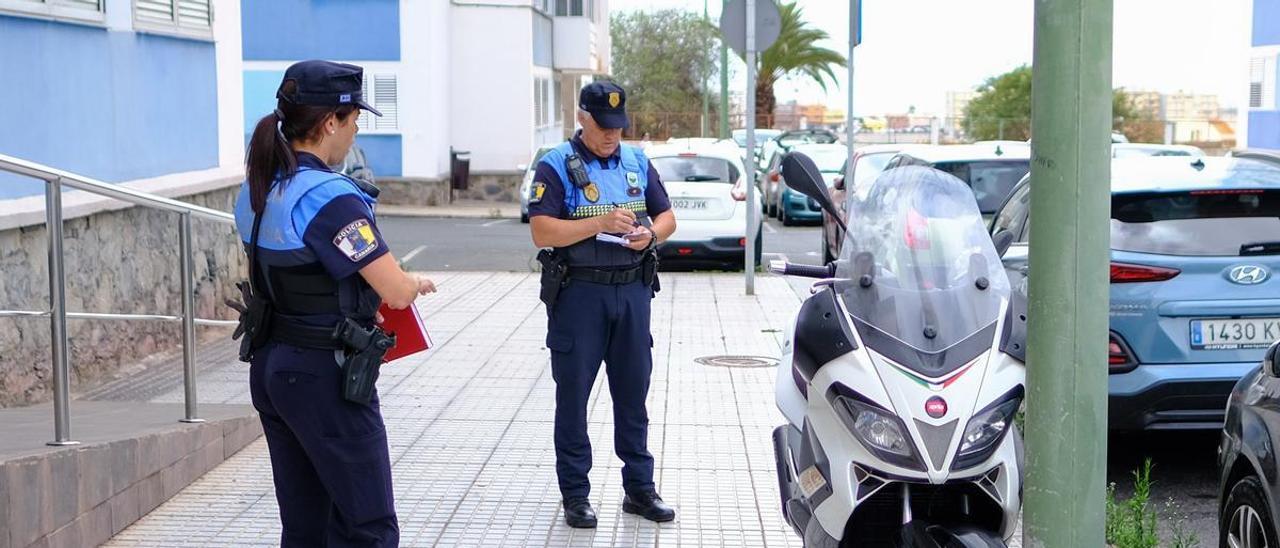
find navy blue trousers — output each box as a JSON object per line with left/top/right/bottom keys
{"left": 249, "top": 342, "right": 399, "bottom": 547}
{"left": 546, "top": 279, "right": 656, "bottom": 500}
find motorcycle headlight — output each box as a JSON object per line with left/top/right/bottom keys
{"left": 953, "top": 393, "right": 1022, "bottom": 471}
{"left": 834, "top": 395, "right": 924, "bottom": 471}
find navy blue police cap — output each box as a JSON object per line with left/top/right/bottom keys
{"left": 579, "top": 81, "right": 629, "bottom": 129}
{"left": 277, "top": 60, "right": 382, "bottom": 116}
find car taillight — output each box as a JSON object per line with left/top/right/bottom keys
{"left": 1110, "top": 262, "right": 1180, "bottom": 283}
{"left": 738, "top": 238, "right": 746, "bottom": 247}
{"left": 770, "top": 172, "right": 780, "bottom": 182}
{"left": 1109, "top": 332, "right": 1137, "bottom": 372}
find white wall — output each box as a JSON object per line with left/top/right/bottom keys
{"left": 214, "top": 0, "right": 245, "bottom": 173}
{"left": 450, "top": 5, "right": 536, "bottom": 172}
{"left": 553, "top": 17, "right": 595, "bottom": 71}
{"left": 400, "top": 0, "right": 450, "bottom": 179}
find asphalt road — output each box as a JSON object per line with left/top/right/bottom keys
{"left": 378, "top": 213, "right": 1223, "bottom": 545}
{"left": 377, "top": 214, "right": 827, "bottom": 272}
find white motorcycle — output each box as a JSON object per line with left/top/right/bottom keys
{"left": 770, "top": 153, "right": 1025, "bottom": 547}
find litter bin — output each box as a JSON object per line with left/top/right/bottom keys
{"left": 450, "top": 148, "right": 471, "bottom": 191}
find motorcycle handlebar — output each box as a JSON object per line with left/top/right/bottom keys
{"left": 769, "top": 260, "right": 835, "bottom": 279}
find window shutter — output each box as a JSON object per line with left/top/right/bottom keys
{"left": 373, "top": 74, "right": 398, "bottom": 131}
{"left": 357, "top": 74, "right": 372, "bottom": 132}
{"left": 1250, "top": 58, "right": 1265, "bottom": 109}
{"left": 176, "top": 0, "right": 211, "bottom": 28}
{"left": 55, "top": 0, "right": 102, "bottom": 11}
{"left": 135, "top": 0, "right": 174, "bottom": 23}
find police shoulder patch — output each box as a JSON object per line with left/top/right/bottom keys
{"left": 333, "top": 218, "right": 379, "bottom": 262}
{"left": 530, "top": 181, "right": 546, "bottom": 204}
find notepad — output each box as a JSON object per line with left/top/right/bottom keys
{"left": 377, "top": 302, "right": 432, "bottom": 363}
{"left": 596, "top": 233, "right": 631, "bottom": 246}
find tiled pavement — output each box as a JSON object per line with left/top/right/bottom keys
{"left": 104, "top": 272, "right": 1020, "bottom": 547}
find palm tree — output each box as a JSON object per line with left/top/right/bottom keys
{"left": 752, "top": 2, "right": 846, "bottom": 128}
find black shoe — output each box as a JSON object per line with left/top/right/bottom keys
{"left": 622, "top": 491, "right": 676, "bottom": 522}
{"left": 563, "top": 498, "right": 597, "bottom": 528}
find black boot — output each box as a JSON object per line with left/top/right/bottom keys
{"left": 563, "top": 498, "right": 598, "bottom": 528}
{"left": 622, "top": 491, "right": 676, "bottom": 522}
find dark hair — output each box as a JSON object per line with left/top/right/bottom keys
{"left": 245, "top": 80, "right": 357, "bottom": 212}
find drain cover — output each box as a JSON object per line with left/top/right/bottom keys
{"left": 695, "top": 355, "right": 780, "bottom": 368}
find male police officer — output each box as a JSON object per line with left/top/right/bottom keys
{"left": 528, "top": 82, "right": 677, "bottom": 528}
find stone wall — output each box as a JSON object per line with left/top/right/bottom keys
{"left": 0, "top": 186, "right": 245, "bottom": 408}
{"left": 376, "top": 171, "right": 522, "bottom": 206}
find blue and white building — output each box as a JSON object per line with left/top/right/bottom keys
{"left": 1248, "top": 0, "right": 1280, "bottom": 149}
{"left": 0, "top": 0, "right": 245, "bottom": 201}
{"left": 240, "top": 0, "right": 612, "bottom": 178}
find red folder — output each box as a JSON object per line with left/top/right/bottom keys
{"left": 377, "top": 302, "right": 432, "bottom": 363}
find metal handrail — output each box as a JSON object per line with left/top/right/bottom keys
{"left": 0, "top": 152, "right": 239, "bottom": 445}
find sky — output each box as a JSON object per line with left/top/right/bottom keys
{"left": 608, "top": 0, "right": 1254, "bottom": 116}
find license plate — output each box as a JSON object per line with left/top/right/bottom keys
{"left": 673, "top": 199, "right": 708, "bottom": 210}
{"left": 1190, "top": 318, "right": 1280, "bottom": 350}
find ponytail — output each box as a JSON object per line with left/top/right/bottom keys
{"left": 245, "top": 110, "right": 297, "bottom": 214}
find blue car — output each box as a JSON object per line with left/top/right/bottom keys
{"left": 777, "top": 143, "right": 847, "bottom": 226}
{"left": 992, "top": 156, "right": 1280, "bottom": 430}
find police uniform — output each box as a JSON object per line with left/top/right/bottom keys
{"left": 232, "top": 61, "right": 398, "bottom": 547}
{"left": 528, "top": 82, "right": 676, "bottom": 527}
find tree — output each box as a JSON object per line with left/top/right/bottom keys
{"left": 610, "top": 9, "right": 721, "bottom": 138}
{"left": 963, "top": 66, "right": 1157, "bottom": 142}
{"left": 963, "top": 65, "right": 1033, "bottom": 141}
{"left": 751, "top": 2, "right": 845, "bottom": 128}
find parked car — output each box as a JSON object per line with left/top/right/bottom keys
{"left": 648, "top": 139, "right": 762, "bottom": 270}
{"left": 332, "top": 144, "right": 375, "bottom": 187}
{"left": 732, "top": 128, "right": 783, "bottom": 165}
{"left": 820, "top": 144, "right": 904, "bottom": 264}
{"left": 992, "top": 156, "right": 1280, "bottom": 430}
{"left": 1219, "top": 341, "right": 1280, "bottom": 548}
{"left": 1213, "top": 340, "right": 1274, "bottom": 548}
{"left": 1112, "top": 143, "right": 1206, "bottom": 158}
{"left": 885, "top": 143, "right": 1032, "bottom": 220}
{"left": 758, "top": 129, "right": 843, "bottom": 217}
{"left": 1228, "top": 149, "right": 1280, "bottom": 168}
{"left": 518, "top": 144, "right": 556, "bottom": 223}
{"left": 774, "top": 143, "right": 845, "bottom": 226}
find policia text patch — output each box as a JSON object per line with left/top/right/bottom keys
{"left": 333, "top": 218, "right": 379, "bottom": 262}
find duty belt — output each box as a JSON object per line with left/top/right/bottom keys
{"left": 269, "top": 314, "right": 345, "bottom": 350}
{"left": 567, "top": 265, "right": 644, "bottom": 285}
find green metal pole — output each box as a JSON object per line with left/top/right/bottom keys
{"left": 703, "top": 0, "right": 710, "bottom": 137}
{"left": 719, "top": 0, "right": 730, "bottom": 138}
{"left": 1024, "top": 0, "right": 1112, "bottom": 546}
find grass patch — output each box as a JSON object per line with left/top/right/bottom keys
{"left": 1105, "top": 458, "right": 1198, "bottom": 548}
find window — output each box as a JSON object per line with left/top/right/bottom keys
{"left": 356, "top": 73, "right": 399, "bottom": 133}
{"left": 134, "top": 0, "right": 213, "bottom": 39}
{"left": 991, "top": 182, "right": 1031, "bottom": 243}
{"left": 0, "top": 0, "right": 104, "bottom": 23}
{"left": 1111, "top": 190, "right": 1280, "bottom": 256}
{"left": 555, "top": 0, "right": 588, "bottom": 16}
{"left": 554, "top": 79, "right": 563, "bottom": 124}
{"left": 1250, "top": 55, "right": 1277, "bottom": 110}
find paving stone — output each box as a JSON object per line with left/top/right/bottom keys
{"left": 103, "top": 273, "right": 1026, "bottom": 547}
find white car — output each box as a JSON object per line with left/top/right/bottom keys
{"left": 648, "top": 139, "right": 763, "bottom": 270}
{"left": 1111, "top": 143, "right": 1206, "bottom": 158}
{"left": 518, "top": 144, "right": 556, "bottom": 223}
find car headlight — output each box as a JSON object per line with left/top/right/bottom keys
{"left": 833, "top": 394, "right": 924, "bottom": 471}
{"left": 953, "top": 392, "right": 1022, "bottom": 471}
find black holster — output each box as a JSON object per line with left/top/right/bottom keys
{"left": 229, "top": 281, "right": 273, "bottom": 362}
{"left": 332, "top": 318, "right": 396, "bottom": 405}
{"left": 642, "top": 248, "right": 661, "bottom": 295}
{"left": 537, "top": 249, "right": 569, "bottom": 307}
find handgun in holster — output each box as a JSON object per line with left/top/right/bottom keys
{"left": 537, "top": 249, "right": 570, "bottom": 308}
{"left": 332, "top": 318, "right": 396, "bottom": 405}
{"left": 641, "top": 247, "right": 661, "bottom": 295}
{"left": 227, "top": 282, "right": 273, "bottom": 363}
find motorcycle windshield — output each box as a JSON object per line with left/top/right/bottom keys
{"left": 836, "top": 166, "right": 1010, "bottom": 363}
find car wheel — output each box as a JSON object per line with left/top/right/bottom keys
{"left": 781, "top": 206, "right": 795, "bottom": 227}
{"left": 520, "top": 212, "right": 529, "bottom": 224}
{"left": 1222, "top": 475, "right": 1277, "bottom": 548}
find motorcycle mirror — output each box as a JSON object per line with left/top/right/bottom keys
{"left": 781, "top": 152, "right": 847, "bottom": 234}
{"left": 1265, "top": 341, "right": 1280, "bottom": 378}
{"left": 991, "top": 230, "right": 1016, "bottom": 258}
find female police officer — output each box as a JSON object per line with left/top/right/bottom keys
{"left": 232, "top": 60, "right": 435, "bottom": 547}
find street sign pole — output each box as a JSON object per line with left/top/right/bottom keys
{"left": 1024, "top": 0, "right": 1113, "bottom": 545}
{"left": 744, "top": 0, "right": 757, "bottom": 294}
{"left": 719, "top": 0, "right": 729, "bottom": 139}
{"left": 844, "top": 0, "right": 860, "bottom": 236}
